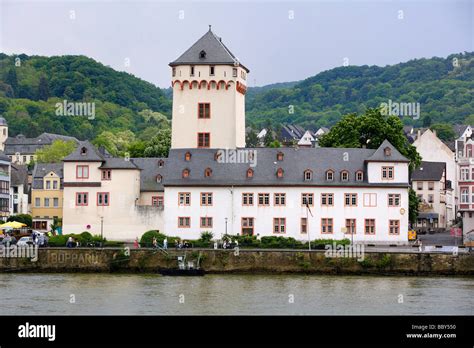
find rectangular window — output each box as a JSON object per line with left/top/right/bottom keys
{"left": 210, "top": 66, "right": 215, "bottom": 76}
{"left": 152, "top": 196, "right": 164, "bottom": 207}
{"left": 321, "top": 193, "right": 334, "bottom": 206}
{"left": 190, "top": 66, "right": 195, "bottom": 76}
{"left": 178, "top": 217, "right": 191, "bottom": 228}
{"left": 242, "top": 193, "right": 254, "bottom": 206}
{"left": 363, "top": 193, "right": 377, "bottom": 207}
{"left": 200, "top": 192, "right": 213, "bottom": 206}
{"left": 258, "top": 193, "right": 270, "bottom": 206}
{"left": 233, "top": 68, "right": 238, "bottom": 77}
{"left": 178, "top": 192, "right": 191, "bottom": 206}
{"left": 388, "top": 194, "right": 401, "bottom": 207}
{"left": 35, "top": 197, "right": 40, "bottom": 207}
{"left": 273, "top": 218, "right": 286, "bottom": 234}
{"left": 198, "top": 103, "right": 211, "bottom": 119}
{"left": 45, "top": 180, "right": 51, "bottom": 189}
{"left": 200, "top": 217, "right": 213, "bottom": 228}
{"left": 460, "top": 167, "right": 469, "bottom": 181}
{"left": 344, "top": 193, "right": 357, "bottom": 206}
{"left": 0, "top": 181, "right": 7, "bottom": 194}
{"left": 53, "top": 198, "right": 59, "bottom": 208}
{"left": 428, "top": 194, "right": 434, "bottom": 203}
{"left": 76, "top": 192, "right": 88, "bottom": 206}
{"left": 242, "top": 217, "right": 254, "bottom": 236}
{"left": 365, "top": 219, "right": 376, "bottom": 235}
{"left": 382, "top": 166, "right": 394, "bottom": 180}
{"left": 274, "top": 193, "right": 286, "bottom": 206}
{"left": 389, "top": 220, "right": 400, "bottom": 235}
{"left": 44, "top": 198, "right": 50, "bottom": 207}
{"left": 345, "top": 219, "right": 356, "bottom": 234}
{"left": 197, "top": 132, "right": 210, "bottom": 148}
{"left": 97, "top": 192, "right": 110, "bottom": 206}
{"left": 301, "top": 217, "right": 307, "bottom": 234}
{"left": 76, "top": 165, "right": 89, "bottom": 179}
{"left": 302, "top": 193, "right": 314, "bottom": 206}
{"left": 53, "top": 181, "right": 58, "bottom": 190}
{"left": 416, "top": 182, "right": 423, "bottom": 190}
{"left": 461, "top": 188, "right": 469, "bottom": 203}
{"left": 428, "top": 181, "right": 434, "bottom": 190}
{"left": 101, "top": 170, "right": 111, "bottom": 180}
{"left": 172, "top": 67, "right": 176, "bottom": 77}
{"left": 321, "top": 218, "right": 333, "bottom": 234}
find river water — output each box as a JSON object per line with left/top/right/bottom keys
{"left": 0, "top": 274, "right": 472, "bottom": 315}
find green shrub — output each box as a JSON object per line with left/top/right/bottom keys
{"left": 139, "top": 230, "right": 179, "bottom": 247}
{"left": 48, "top": 234, "right": 69, "bottom": 247}
{"left": 233, "top": 235, "right": 260, "bottom": 247}
{"left": 260, "top": 236, "right": 303, "bottom": 249}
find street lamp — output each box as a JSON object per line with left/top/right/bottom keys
{"left": 100, "top": 216, "right": 104, "bottom": 247}
{"left": 351, "top": 220, "right": 355, "bottom": 245}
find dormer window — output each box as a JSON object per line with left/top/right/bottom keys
{"left": 341, "top": 171, "right": 349, "bottom": 182}
{"left": 326, "top": 170, "right": 334, "bottom": 181}
{"left": 276, "top": 168, "right": 284, "bottom": 178}
{"left": 384, "top": 147, "right": 392, "bottom": 157}
{"left": 356, "top": 171, "right": 364, "bottom": 182}
{"left": 247, "top": 168, "right": 254, "bottom": 178}
{"left": 182, "top": 169, "right": 190, "bottom": 178}
{"left": 304, "top": 169, "right": 313, "bottom": 181}
{"left": 199, "top": 50, "right": 206, "bottom": 59}
{"left": 185, "top": 152, "right": 192, "bottom": 161}
{"left": 209, "top": 66, "right": 215, "bottom": 76}
{"left": 204, "top": 168, "right": 212, "bottom": 178}
{"left": 277, "top": 152, "right": 284, "bottom": 161}
{"left": 156, "top": 174, "right": 162, "bottom": 183}
{"left": 158, "top": 160, "right": 164, "bottom": 168}
{"left": 80, "top": 147, "right": 87, "bottom": 156}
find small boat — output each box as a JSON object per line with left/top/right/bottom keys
{"left": 159, "top": 252, "right": 205, "bottom": 276}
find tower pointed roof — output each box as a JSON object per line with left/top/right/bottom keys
{"left": 169, "top": 27, "right": 249, "bottom": 72}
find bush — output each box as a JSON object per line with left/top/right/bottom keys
{"left": 48, "top": 234, "right": 69, "bottom": 247}
{"left": 139, "top": 230, "right": 179, "bottom": 247}
{"left": 47, "top": 233, "right": 106, "bottom": 247}
{"left": 260, "top": 236, "right": 303, "bottom": 249}
{"left": 233, "top": 235, "right": 260, "bottom": 247}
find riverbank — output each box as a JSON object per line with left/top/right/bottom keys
{"left": 1, "top": 248, "right": 473, "bottom": 275}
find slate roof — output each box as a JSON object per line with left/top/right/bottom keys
{"left": 0, "top": 151, "right": 9, "bottom": 162}
{"left": 4, "top": 132, "right": 78, "bottom": 155}
{"left": 99, "top": 157, "right": 138, "bottom": 170}
{"left": 366, "top": 139, "right": 409, "bottom": 162}
{"left": 0, "top": 117, "right": 7, "bottom": 126}
{"left": 131, "top": 158, "right": 166, "bottom": 192}
{"left": 411, "top": 161, "right": 446, "bottom": 181}
{"left": 63, "top": 141, "right": 105, "bottom": 162}
{"left": 162, "top": 141, "right": 409, "bottom": 187}
{"left": 279, "top": 125, "right": 305, "bottom": 143}
{"left": 454, "top": 125, "right": 470, "bottom": 138}
{"left": 32, "top": 162, "right": 63, "bottom": 189}
{"left": 169, "top": 28, "right": 249, "bottom": 72}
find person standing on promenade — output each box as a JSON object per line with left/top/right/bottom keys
{"left": 163, "top": 238, "right": 168, "bottom": 250}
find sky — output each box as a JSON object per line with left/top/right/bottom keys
{"left": 0, "top": 0, "right": 472, "bottom": 88}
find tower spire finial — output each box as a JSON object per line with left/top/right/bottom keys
{"left": 209, "top": 24, "right": 211, "bottom": 32}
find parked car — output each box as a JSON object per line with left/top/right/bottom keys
{"left": 16, "top": 236, "right": 34, "bottom": 246}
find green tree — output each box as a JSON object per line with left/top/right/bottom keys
{"left": 35, "top": 139, "right": 77, "bottom": 163}
{"left": 93, "top": 130, "right": 135, "bottom": 157}
{"left": 7, "top": 214, "right": 33, "bottom": 227}
{"left": 263, "top": 128, "right": 275, "bottom": 146}
{"left": 37, "top": 75, "right": 50, "bottom": 101}
{"left": 430, "top": 123, "right": 455, "bottom": 142}
{"left": 143, "top": 128, "right": 172, "bottom": 157}
{"left": 422, "top": 115, "right": 432, "bottom": 127}
{"left": 408, "top": 188, "right": 419, "bottom": 224}
{"left": 246, "top": 129, "right": 259, "bottom": 147}
{"left": 127, "top": 140, "right": 147, "bottom": 157}
{"left": 5, "top": 68, "right": 18, "bottom": 97}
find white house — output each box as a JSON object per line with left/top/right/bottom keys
{"left": 61, "top": 27, "right": 410, "bottom": 244}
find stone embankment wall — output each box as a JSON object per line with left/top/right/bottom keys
{"left": 0, "top": 248, "right": 473, "bottom": 275}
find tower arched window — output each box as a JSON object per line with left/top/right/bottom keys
{"left": 276, "top": 168, "right": 284, "bottom": 178}
{"left": 182, "top": 169, "right": 190, "bottom": 178}
{"left": 326, "top": 170, "right": 334, "bottom": 181}
{"left": 304, "top": 169, "right": 313, "bottom": 181}
{"left": 341, "top": 170, "right": 349, "bottom": 182}
{"left": 204, "top": 168, "right": 212, "bottom": 178}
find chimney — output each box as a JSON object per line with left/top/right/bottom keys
{"left": 417, "top": 129, "right": 421, "bottom": 139}
{"left": 433, "top": 129, "right": 437, "bottom": 137}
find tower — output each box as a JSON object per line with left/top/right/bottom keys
{"left": 169, "top": 26, "right": 249, "bottom": 149}
{"left": 0, "top": 117, "right": 8, "bottom": 151}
